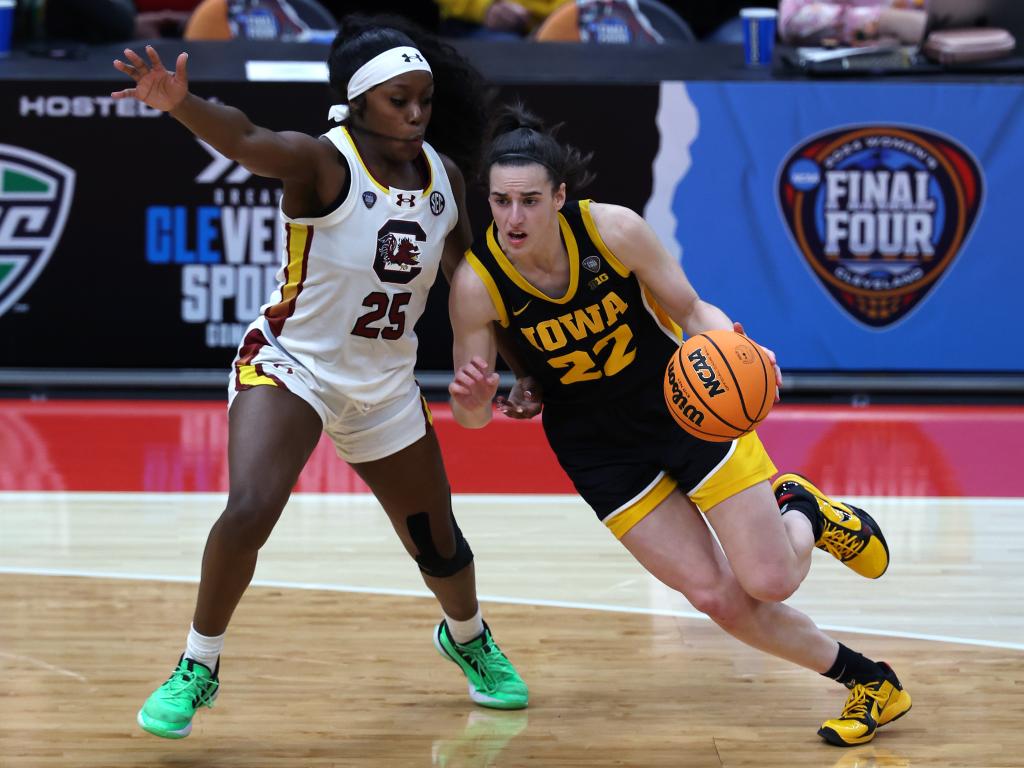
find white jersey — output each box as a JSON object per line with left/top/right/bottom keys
{"left": 237, "top": 127, "right": 458, "bottom": 406}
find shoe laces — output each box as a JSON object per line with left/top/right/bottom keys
{"left": 163, "top": 664, "right": 218, "bottom": 705}
{"left": 458, "top": 635, "right": 516, "bottom": 688}
{"left": 820, "top": 523, "right": 867, "bottom": 561}
{"left": 839, "top": 681, "right": 885, "bottom": 721}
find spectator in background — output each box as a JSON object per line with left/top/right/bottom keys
{"left": 659, "top": 0, "right": 762, "bottom": 42}
{"left": 779, "top": 0, "right": 927, "bottom": 46}
{"left": 436, "top": 0, "right": 565, "bottom": 40}
{"left": 322, "top": 0, "right": 440, "bottom": 30}
{"left": 134, "top": 0, "right": 203, "bottom": 38}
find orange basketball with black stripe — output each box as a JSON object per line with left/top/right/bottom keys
{"left": 663, "top": 330, "right": 774, "bottom": 442}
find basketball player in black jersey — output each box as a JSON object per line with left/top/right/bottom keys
{"left": 448, "top": 104, "right": 912, "bottom": 748}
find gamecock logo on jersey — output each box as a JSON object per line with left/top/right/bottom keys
{"left": 374, "top": 219, "right": 426, "bottom": 284}
{"left": 0, "top": 145, "right": 76, "bottom": 317}
{"left": 777, "top": 126, "right": 983, "bottom": 328}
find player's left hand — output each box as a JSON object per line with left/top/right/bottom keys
{"left": 734, "top": 321, "right": 782, "bottom": 402}
{"left": 449, "top": 357, "right": 501, "bottom": 412}
{"left": 496, "top": 375, "right": 543, "bottom": 419}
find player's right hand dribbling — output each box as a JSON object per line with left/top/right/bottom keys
{"left": 112, "top": 45, "right": 189, "bottom": 112}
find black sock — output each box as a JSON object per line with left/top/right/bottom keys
{"left": 823, "top": 643, "right": 886, "bottom": 688}
{"left": 777, "top": 489, "right": 823, "bottom": 540}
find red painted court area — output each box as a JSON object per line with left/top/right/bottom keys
{"left": 1, "top": 400, "right": 1022, "bottom": 497}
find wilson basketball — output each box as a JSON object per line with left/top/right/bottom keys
{"left": 663, "top": 330, "right": 774, "bottom": 442}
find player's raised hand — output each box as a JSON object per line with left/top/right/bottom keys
{"left": 112, "top": 45, "right": 189, "bottom": 112}
{"left": 449, "top": 357, "right": 501, "bottom": 412}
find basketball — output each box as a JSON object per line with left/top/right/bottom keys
{"left": 663, "top": 330, "right": 774, "bottom": 442}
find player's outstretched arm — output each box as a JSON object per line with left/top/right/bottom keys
{"left": 112, "top": 45, "right": 331, "bottom": 185}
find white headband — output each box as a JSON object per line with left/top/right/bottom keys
{"left": 328, "top": 46, "right": 432, "bottom": 123}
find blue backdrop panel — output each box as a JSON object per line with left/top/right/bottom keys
{"left": 656, "top": 81, "right": 1024, "bottom": 372}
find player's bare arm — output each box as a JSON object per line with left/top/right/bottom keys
{"left": 589, "top": 202, "right": 732, "bottom": 336}
{"left": 592, "top": 203, "right": 781, "bottom": 394}
{"left": 112, "top": 46, "right": 341, "bottom": 196}
{"left": 449, "top": 262, "right": 501, "bottom": 429}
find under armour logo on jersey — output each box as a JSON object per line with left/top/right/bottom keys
{"left": 396, "top": 193, "right": 416, "bottom": 207}
{"left": 402, "top": 53, "right": 424, "bottom": 63}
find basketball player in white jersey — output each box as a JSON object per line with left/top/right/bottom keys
{"left": 112, "top": 16, "right": 529, "bottom": 740}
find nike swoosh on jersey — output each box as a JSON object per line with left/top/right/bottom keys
{"left": 512, "top": 301, "right": 532, "bottom": 316}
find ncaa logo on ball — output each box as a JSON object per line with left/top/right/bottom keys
{"left": 777, "top": 126, "right": 983, "bottom": 328}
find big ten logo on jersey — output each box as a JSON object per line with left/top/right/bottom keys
{"left": 144, "top": 159, "right": 283, "bottom": 348}
{"left": 778, "top": 126, "right": 983, "bottom": 328}
{"left": 0, "top": 145, "right": 76, "bottom": 318}
{"left": 520, "top": 290, "right": 637, "bottom": 385}
{"left": 374, "top": 220, "right": 426, "bottom": 284}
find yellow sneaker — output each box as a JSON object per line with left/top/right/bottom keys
{"left": 819, "top": 663, "right": 912, "bottom": 747}
{"left": 773, "top": 474, "right": 890, "bottom": 579}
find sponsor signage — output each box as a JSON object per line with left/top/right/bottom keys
{"left": 778, "top": 126, "right": 983, "bottom": 328}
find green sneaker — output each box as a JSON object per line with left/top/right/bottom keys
{"left": 136, "top": 655, "right": 219, "bottom": 739}
{"left": 433, "top": 621, "right": 528, "bottom": 710}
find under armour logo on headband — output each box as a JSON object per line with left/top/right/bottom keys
{"left": 402, "top": 53, "right": 424, "bottom": 63}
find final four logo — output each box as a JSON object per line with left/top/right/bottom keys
{"left": 0, "top": 145, "right": 75, "bottom": 317}
{"left": 777, "top": 126, "right": 982, "bottom": 327}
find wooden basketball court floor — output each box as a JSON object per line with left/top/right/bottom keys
{"left": 1, "top": 400, "right": 1023, "bottom": 767}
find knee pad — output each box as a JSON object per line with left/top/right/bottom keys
{"left": 407, "top": 510, "right": 474, "bottom": 578}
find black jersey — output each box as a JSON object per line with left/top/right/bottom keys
{"left": 466, "top": 200, "right": 681, "bottom": 405}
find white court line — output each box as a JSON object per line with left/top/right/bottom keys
{"left": 1, "top": 564, "right": 1021, "bottom": 653}
{"left": 3, "top": 492, "right": 1022, "bottom": 652}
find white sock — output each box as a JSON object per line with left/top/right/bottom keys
{"left": 184, "top": 623, "right": 225, "bottom": 671}
{"left": 444, "top": 608, "right": 484, "bottom": 645}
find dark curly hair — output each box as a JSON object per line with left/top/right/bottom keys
{"left": 328, "top": 14, "right": 491, "bottom": 178}
{"left": 484, "top": 102, "right": 595, "bottom": 195}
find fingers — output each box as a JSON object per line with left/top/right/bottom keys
{"left": 123, "top": 47, "right": 148, "bottom": 72}
{"left": 733, "top": 321, "right": 746, "bottom": 336}
{"left": 110, "top": 88, "right": 137, "bottom": 100}
{"left": 495, "top": 395, "right": 524, "bottom": 417}
{"left": 145, "top": 44, "right": 165, "bottom": 70}
{"left": 174, "top": 51, "right": 189, "bottom": 85}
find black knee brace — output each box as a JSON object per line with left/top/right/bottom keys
{"left": 407, "top": 510, "right": 474, "bottom": 578}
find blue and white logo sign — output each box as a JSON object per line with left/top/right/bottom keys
{"left": 778, "top": 126, "right": 983, "bottom": 327}
{"left": 0, "top": 145, "right": 76, "bottom": 317}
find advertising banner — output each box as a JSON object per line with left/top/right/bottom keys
{"left": 0, "top": 80, "right": 656, "bottom": 376}
{"left": 646, "top": 81, "right": 1021, "bottom": 371}
{"left": 1, "top": 77, "right": 1021, "bottom": 375}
